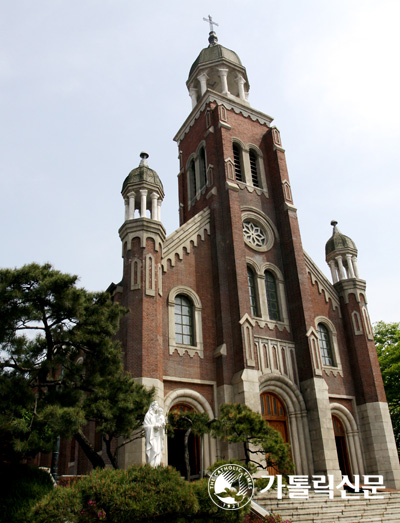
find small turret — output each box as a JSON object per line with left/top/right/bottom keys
{"left": 325, "top": 221, "right": 360, "bottom": 283}
{"left": 121, "top": 152, "right": 164, "bottom": 222}
{"left": 186, "top": 24, "right": 250, "bottom": 109}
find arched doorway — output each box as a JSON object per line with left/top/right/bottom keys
{"left": 332, "top": 415, "right": 351, "bottom": 477}
{"left": 260, "top": 392, "right": 290, "bottom": 474}
{"left": 168, "top": 403, "right": 200, "bottom": 479}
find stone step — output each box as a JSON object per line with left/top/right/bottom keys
{"left": 252, "top": 490, "right": 400, "bottom": 523}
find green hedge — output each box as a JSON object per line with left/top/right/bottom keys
{"left": 31, "top": 465, "right": 197, "bottom": 523}
{"left": 0, "top": 463, "right": 54, "bottom": 523}
{"left": 30, "top": 465, "right": 251, "bottom": 522}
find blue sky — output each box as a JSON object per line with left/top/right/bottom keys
{"left": 1, "top": 0, "right": 399, "bottom": 323}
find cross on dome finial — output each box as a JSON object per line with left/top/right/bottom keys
{"left": 203, "top": 15, "right": 219, "bottom": 46}
{"left": 203, "top": 14, "right": 219, "bottom": 32}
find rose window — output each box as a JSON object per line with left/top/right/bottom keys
{"left": 243, "top": 221, "right": 267, "bottom": 248}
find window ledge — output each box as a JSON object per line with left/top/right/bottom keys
{"left": 169, "top": 343, "right": 204, "bottom": 359}
{"left": 322, "top": 365, "right": 343, "bottom": 377}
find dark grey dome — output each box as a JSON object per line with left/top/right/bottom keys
{"left": 122, "top": 153, "right": 163, "bottom": 194}
{"left": 325, "top": 221, "right": 357, "bottom": 257}
{"left": 122, "top": 166, "right": 163, "bottom": 192}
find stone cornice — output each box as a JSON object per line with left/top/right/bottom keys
{"left": 174, "top": 90, "right": 274, "bottom": 144}
{"left": 304, "top": 251, "right": 340, "bottom": 313}
{"left": 119, "top": 218, "right": 166, "bottom": 254}
{"left": 333, "top": 278, "right": 367, "bottom": 304}
{"left": 162, "top": 208, "right": 210, "bottom": 271}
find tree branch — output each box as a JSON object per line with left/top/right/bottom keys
{"left": 115, "top": 429, "right": 144, "bottom": 451}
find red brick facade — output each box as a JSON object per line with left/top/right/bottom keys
{"left": 56, "top": 35, "right": 400, "bottom": 488}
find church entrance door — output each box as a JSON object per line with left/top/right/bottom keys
{"left": 168, "top": 403, "right": 200, "bottom": 479}
{"left": 332, "top": 415, "right": 351, "bottom": 478}
{"left": 261, "top": 392, "right": 290, "bottom": 474}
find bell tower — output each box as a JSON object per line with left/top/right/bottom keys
{"left": 117, "top": 152, "right": 166, "bottom": 397}
{"left": 174, "top": 27, "right": 342, "bottom": 479}
{"left": 325, "top": 221, "right": 399, "bottom": 485}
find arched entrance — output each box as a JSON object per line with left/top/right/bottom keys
{"left": 168, "top": 403, "right": 200, "bottom": 479}
{"left": 332, "top": 415, "right": 351, "bottom": 477}
{"left": 260, "top": 392, "right": 290, "bottom": 474}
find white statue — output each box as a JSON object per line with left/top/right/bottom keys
{"left": 143, "top": 401, "right": 166, "bottom": 466}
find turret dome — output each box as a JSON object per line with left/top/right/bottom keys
{"left": 122, "top": 152, "right": 164, "bottom": 197}
{"left": 325, "top": 221, "right": 357, "bottom": 258}
{"left": 186, "top": 29, "right": 250, "bottom": 109}
{"left": 188, "top": 44, "right": 244, "bottom": 80}
{"left": 325, "top": 221, "right": 360, "bottom": 283}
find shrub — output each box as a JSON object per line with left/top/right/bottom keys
{"left": 31, "top": 485, "right": 81, "bottom": 523}
{"left": 31, "top": 464, "right": 198, "bottom": 523}
{"left": 0, "top": 463, "right": 54, "bottom": 523}
{"left": 244, "top": 512, "right": 292, "bottom": 522}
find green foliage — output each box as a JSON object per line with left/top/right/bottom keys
{"left": 0, "top": 463, "right": 54, "bottom": 523}
{"left": 31, "top": 465, "right": 199, "bottom": 523}
{"left": 168, "top": 409, "right": 210, "bottom": 436}
{"left": 0, "top": 263, "right": 152, "bottom": 468}
{"left": 374, "top": 321, "right": 400, "bottom": 455}
{"left": 30, "top": 465, "right": 253, "bottom": 523}
{"left": 212, "top": 404, "right": 293, "bottom": 476}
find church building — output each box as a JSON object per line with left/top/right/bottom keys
{"left": 70, "top": 26, "right": 400, "bottom": 487}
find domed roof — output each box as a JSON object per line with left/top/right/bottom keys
{"left": 122, "top": 153, "right": 164, "bottom": 194}
{"left": 188, "top": 43, "right": 243, "bottom": 80}
{"left": 325, "top": 221, "right": 357, "bottom": 257}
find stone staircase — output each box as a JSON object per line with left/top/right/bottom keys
{"left": 253, "top": 490, "right": 400, "bottom": 522}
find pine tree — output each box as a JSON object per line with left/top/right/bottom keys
{"left": 212, "top": 403, "right": 293, "bottom": 475}
{"left": 0, "top": 263, "right": 153, "bottom": 468}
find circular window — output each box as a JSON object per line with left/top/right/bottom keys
{"left": 241, "top": 210, "right": 275, "bottom": 252}
{"left": 243, "top": 221, "right": 267, "bottom": 248}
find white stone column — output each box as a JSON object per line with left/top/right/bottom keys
{"left": 328, "top": 260, "right": 339, "bottom": 284}
{"left": 157, "top": 199, "right": 161, "bottom": 221}
{"left": 218, "top": 68, "right": 229, "bottom": 95}
{"left": 336, "top": 256, "right": 346, "bottom": 280}
{"left": 345, "top": 254, "right": 356, "bottom": 278}
{"left": 352, "top": 256, "right": 360, "bottom": 278}
{"left": 236, "top": 74, "right": 246, "bottom": 100}
{"left": 140, "top": 189, "right": 148, "bottom": 218}
{"left": 189, "top": 87, "right": 198, "bottom": 109}
{"left": 289, "top": 412, "right": 302, "bottom": 474}
{"left": 128, "top": 191, "right": 135, "bottom": 220}
{"left": 151, "top": 192, "right": 158, "bottom": 220}
{"left": 197, "top": 73, "right": 208, "bottom": 96}
{"left": 124, "top": 198, "right": 129, "bottom": 221}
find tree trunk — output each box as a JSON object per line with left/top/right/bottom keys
{"left": 243, "top": 441, "right": 250, "bottom": 466}
{"left": 184, "top": 427, "right": 191, "bottom": 481}
{"left": 104, "top": 436, "right": 118, "bottom": 469}
{"left": 74, "top": 430, "right": 105, "bottom": 469}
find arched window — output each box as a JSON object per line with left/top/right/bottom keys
{"left": 317, "top": 323, "right": 334, "bottom": 366}
{"left": 233, "top": 143, "right": 243, "bottom": 182}
{"left": 265, "top": 270, "right": 280, "bottom": 321}
{"left": 247, "top": 266, "right": 259, "bottom": 317}
{"left": 188, "top": 159, "right": 196, "bottom": 202}
{"left": 175, "top": 295, "right": 194, "bottom": 346}
{"left": 199, "top": 147, "right": 207, "bottom": 189}
{"left": 168, "top": 287, "right": 204, "bottom": 358}
{"left": 249, "top": 149, "right": 260, "bottom": 187}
